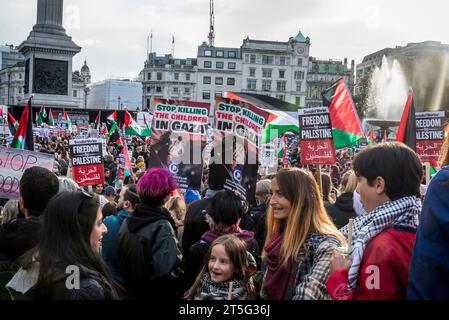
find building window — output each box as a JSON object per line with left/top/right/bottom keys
{"left": 216, "top": 61, "right": 224, "bottom": 69}
{"left": 185, "top": 73, "right": 191, "bottom": 81}
{"left": 204, "top": 50, "right": 212, "bottom": 57}
{"left": 279, "top": 70, "right": 285, "bottom": 79}
{"left": 262, "top": 55, "right": 274, "bottom": 65}
{"left": 185, "top": 88, "right": 190, "bottom": 93}
{"left": 244, "top": 54, "right": 250, "bottom": 63}
{"left": 249, "top": 67, "right": 256, "bottom": 77}
{"left": 204, "top": 61, "right": 212, "bottom": 68}
{"left": 227, "top": 77, "right": 235, "bottom": 86}
{"left": 157, "top": 72, "right": 162, "bottom": 80}
{"left": 202, "top": 91, "right": 211, "bottom": 100}
{"left": 73, "top": 90, "right": 77, "bottom": 97}
{"left": 228, "top": 51, "right": 237, "bottom": 58}
{"left": 19, "top": 87, "right": 22, "bottom": 94}
{"left": 173, "top": 87, "right": 178, "bottom": 93}
{"left": 276, "top": 81, "right": 286, "bottom": 91}
{"left": 250, "top": 54, "right": 256, "bottom": 64}
{"left": 215, "top": 77, "right": 223, "bottom": 85}
{"left": 156, "top": 87, "right": 162, "bottom": 93}
{"left": 262, "top": 80, "right": 271, "bottom": 91}
{"left": 298, "top": 58, "right": 303, "bottom": 66}
{"left": 247, "top": 79, "right": 257, "bottom": 90}
{"left": 147, "top": 99, "right": 151, "bottom": 109}
{"left": 228, "top": 62, "right": 236, "bottom": 69}
{"left": 215, "top": 91, "right": 223, "bottom": 98}
{"left": 216, "top": 50, "right": 224, "bottom": 57}
{"left": 19, "top": 73, "right": 23, "bottom": 80}
{"left": 203, "top": 76, "right": 211, "bottom": 84}
{"left": 280, "top": 56, "right": 286, "bottom": 66}
{"left": 147, "top": 72, "right": 151, "bottom": 80}
{"left": 262, "top": 68, "right": 272, "bottom": 78}
{"left": 174, "top": 73, "right": 179, "bottom": 80}
{"left": 147, "top": 86, "right": 151, "bottom": 92}
{"left": 296, "top": 81, "right": 302, "bottom": 92}
{"left": 295, "top": 96, "right": 301, "bottom": 106}
{"left": 294, "top": 71, "right": 305, "bottom": 80}
{"left": 276, "top": 94, "right": 285, "bottom": 101}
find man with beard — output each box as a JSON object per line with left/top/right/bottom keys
{"left": 102, "top": 184, "right": 139, "bottom": 284}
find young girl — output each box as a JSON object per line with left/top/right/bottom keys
{"left": 261, "top": 168, "right": 346, "bottom": 300}
{"left": 185, "top": 234, "right": 256, "bottom": 300}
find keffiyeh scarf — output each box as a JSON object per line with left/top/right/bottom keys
{"left": 340, "top": 196, "right": 421, "bottom": 289}
{"left": 195, "top": 273, "right": 246, "bottom": 300}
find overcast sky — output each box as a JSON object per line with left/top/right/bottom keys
{"left": 1, "top": 0, "right": 448, "bottom": 83}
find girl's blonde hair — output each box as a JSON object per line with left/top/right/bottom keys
{"left": 341, "top": 170, "right": 357, "bottom": 194}
{"left": 165, "top": 196, "right": 187, "bottom": 221}
{"left": 264, "top": 168, "right": 346, "bottom": 267}
{"left": 184, "top": 234, "right": 255, "bottom": 300}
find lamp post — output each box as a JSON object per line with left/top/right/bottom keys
{"left": 118, "top": 96, "right": 121, "bottom": 110}
{"left": 7, "top": 72, "right": 11, "bottom": 106}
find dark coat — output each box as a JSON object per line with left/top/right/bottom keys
{"left": 325, "top": 192, "right": 356, "bottom": 229}
{"left": 118, "top": 204, "right": 182, "bottom": 299}
{"left": 0, "top": 216, "right": 44, "bottom": 262}
{"left": 181, "top": 198, "right": 212, "bottom": 257}
{"left": 408, "top": 167, "right": 449, "bottom": 299}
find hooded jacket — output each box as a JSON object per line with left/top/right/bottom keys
{"left": 118, "top": 204, "right": 182, "bottom": 299}
{"left": 326, "top": 192, "right": 357, "bottom": 229}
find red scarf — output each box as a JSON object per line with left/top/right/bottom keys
{"left": 262, "top": 222, "right": 293, "bottom": 300}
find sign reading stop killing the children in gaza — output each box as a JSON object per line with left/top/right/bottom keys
{"left": 0, "top": 146, "right": 55, "bottom": 199}
{"left": 69, "top": 138, "right": 104, "bottom": 186}
{"left": 415, "top": 111, "right": 446, "bottom": 165}
{"left": 298, "top": 107, "right": 336, "bottom": 165}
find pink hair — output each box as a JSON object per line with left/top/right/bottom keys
{"left": 137, "top": 168, "right": 177, "bottom": 198}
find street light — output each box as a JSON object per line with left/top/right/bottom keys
{"left": 118, "top": 96, "right": 121, "bottom": 110}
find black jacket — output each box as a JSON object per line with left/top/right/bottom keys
{"left": 0, "top": 217, "right": 44, "bottom": 262}
{"left": 250, "top": 202, "right": 268, "bottom": 253}
{"left": 118, "top": 204, "right": 182, "bottom": 299}
{"left": 325, "top": 192, "right": 356, "bottom": 229}
{"left": 181, "top": 198, "right": 212, "bottom": 257}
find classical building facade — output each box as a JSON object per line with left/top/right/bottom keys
{"left": 0, "top": 44, "right": 24, "bottom": 70}
{"left": 306, "top": 57, "right": 355, "bottom": 107}
{"left": 0, "top": 61, "right": 25, "bottom": 106}
{"left": 140, "top": 52, "right": 197, "bottom": 110}
{"left": 240, "top": 31, "right": 310, "bottom": 107}
{"left": 196, "top": 42, "right": 242, "bottom": 111}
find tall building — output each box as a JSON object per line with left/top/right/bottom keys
{"left": 0, "top": 61, "right": 25, "bottom": 105}
{"left": 196, "top": 42, "right": 242, "bottom": 112}
{"left": 0, "top": 44, "right": 25, "bottom": 70}
{"left": 141, "top": 52, "right": 197, "bottom": 110}
{"left": 240, "top": 31, "right": 310, "bottom": 107}
{"left": 306, "top": 57, "right": 355, "bottom": 108}
{"left": 87, "top": 79, "right": 142, "bottom": 110}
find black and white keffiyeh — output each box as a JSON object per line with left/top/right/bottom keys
{"left": 194, "top": 273, "right": 247, "bottom": 300}
{"left": 340, "top": 196, "right": 421, "bottom": 289}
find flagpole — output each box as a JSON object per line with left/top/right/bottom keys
{"left": 316, "top": 164, "right": 323, "bottom": 196}
{"left": 425, "top": 162, "right": 431, "bottom": 185}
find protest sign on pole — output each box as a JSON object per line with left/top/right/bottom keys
{"left": 0, "top": 146, "right": 55, "bottom": 199}
{"left": 298, "top": 107, "right": 337, "bottom": 165}
{"left": 415, "top": 111, "right": 446, "bottom": 166}
{"left": 209, "top": 97, "right": 270, "bottom": 205}
{"left": 69, "top": 138, "right": 105, "bottom": 186}
{"left": 149, "top": 99, "right": 210, "bottom": 190}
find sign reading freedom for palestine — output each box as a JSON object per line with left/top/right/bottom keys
{"left": 0, "top": 146, "right": 55, "bottom": 199}
{"left": 298, "top": 107, "right": 336, "bottom": 165}
{"left": 415, "top": 111, "right": 446, "bottom": 165}
{"left": 69, "top": 138, "right": 105, "bottom": 186}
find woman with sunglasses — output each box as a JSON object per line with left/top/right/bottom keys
{"left": 7, "top": 191, "right": 119, "bottom": 300}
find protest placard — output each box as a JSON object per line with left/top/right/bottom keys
{"left": 298, "top": 107, "right": 336, "bottom": 165}
{"left": 0, "top": 146, "right": 55, "bottom": 199}
{"left": 415, "top": 111, "right": 446, "bottom": 165}
{"left": 69, "top": 138, "right": 104, "bottom": 186}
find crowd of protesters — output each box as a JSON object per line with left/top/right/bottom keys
{"left": 1, "top": 131, "right": 449, "bottom": 301}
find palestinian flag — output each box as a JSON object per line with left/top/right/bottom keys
{"left": 48, "top": 109, "right": 54, "bottom": 126}
{"left": 42, "top": 106, "right": 47, "bottom": 118}
{"left": 322, "top": 78, "right": 364, "bottom": 149}
{"left": 63, "top": 111, "right": 72, "bottom": 132}
{"left": 124, "top": 110, "right": 143, "bottom": 136}
{"left": 11, "top": 97, "right": 34, "bottom": 150}
{"left": 107, "top": 111, "right": 120, "bottom": 143}
{"left": 367, "top": 130, "right": 375, "bottom": 145}
{"left": 8, "top": 112, "right": 18, "bottom": 135}
{"left": 396, "top": 88, "right": 416, "bottom": 150}
{"left": 382, "top": 130, "right": 387, "bottom": 143}
{"left": 278, "top": 134, "right": 288, "bottom": 164}
{"left": 142, "top": 113, "right": 153, "bottom": 137}
{"left": 95, "top": 111, "right": 101, "bottom": 130}
{"left": 37, "top": 111, "right": 43, "bottom": 126}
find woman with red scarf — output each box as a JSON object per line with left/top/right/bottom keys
{"left": 261, "top": 168, "right": 346, "bottom": 300}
